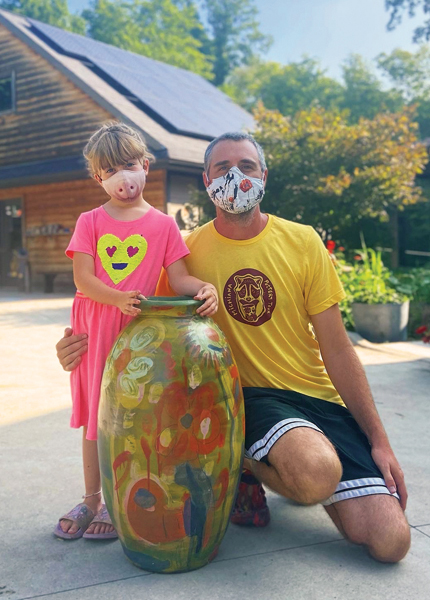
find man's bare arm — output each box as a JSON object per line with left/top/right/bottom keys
{"left": 56, "top": 327, "right": 88, "bottom": 371}
{"left": 311, "top": 304, "right": 408, "bottom": 510}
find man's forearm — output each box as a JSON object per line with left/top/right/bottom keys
{"left": 311, "top": 305, "right": 406, "bottom": 504}
{"left": 322, "top": 341, "right": 391, "bottom": 448}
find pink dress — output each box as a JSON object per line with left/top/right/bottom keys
{"left": 66, "top": 206, "right": 189, "bottom": 440}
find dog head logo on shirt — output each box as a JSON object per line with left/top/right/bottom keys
{"left": 97, "top": 234, "right": 147, "bottom": 284}
{"left": 223, "top": 268, "right": 276, "bottom": 326}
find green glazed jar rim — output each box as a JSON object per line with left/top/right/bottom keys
{"left": 139, "top": 296, "right": 204, "bottom": 308}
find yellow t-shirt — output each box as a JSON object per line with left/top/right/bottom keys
{"left": 157, "top": 215, "right": 346, "bottom": 406}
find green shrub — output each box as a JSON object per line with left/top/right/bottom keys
{"left": 393, "top": 267, "right": 430, "bottom": 303}
{"left": 336, "top": 247, "right": 409, "bottom": 330}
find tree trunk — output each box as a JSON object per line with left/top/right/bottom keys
{"left": 388, "top": 207, "right": 399, "bottom": 270}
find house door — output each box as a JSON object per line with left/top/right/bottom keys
{"left": 0, "top": 199, "right": 24, "bottom": 287}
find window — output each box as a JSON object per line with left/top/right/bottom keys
{"left": 0, "top": 73, "right": 15, "bottom": 114}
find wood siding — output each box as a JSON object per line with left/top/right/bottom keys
{"left": 0, "top": 24, "right": 112, "bottom": 167}
{"left": 0, "top": 170, "right": 166, "bottom": 285}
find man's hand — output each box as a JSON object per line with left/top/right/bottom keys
{"left": 56, "top": 327, "right": 88, "bottom": 372}
{"left": 194, "top": 283, "right": 218, "bottom": 317}
{"left": 371, "top": 444, "right": 408, "bottom": 511}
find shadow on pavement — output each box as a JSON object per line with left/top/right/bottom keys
{"left": 1, "top": 352, "right": 429, "bottom": 599}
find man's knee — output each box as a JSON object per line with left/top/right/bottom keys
{"left": 290, "top": 456, "right": 342, "bottom": 505}
{"left": 271, "top": 432, "right": 342, "bottom": 505}
{"left": 343, "top": 502, "right": 411, "bottom": 563}
{"left": 370, "top": 524, "right": 410, "bottom": 563}
{"left": 352, "top": 521, "right": 410, "bottom": 563}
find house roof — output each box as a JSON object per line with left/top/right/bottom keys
{"left": 0, "top": 156, "right": 87, "bottom": 189}
{"left": 0, "top": 9, "right": 255, "bottom": 168}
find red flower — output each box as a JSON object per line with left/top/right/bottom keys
{"left": 326, "top": 240, "right": 336, "bottom": 254}
{"left": 415, "top": 325, "right": 427, "bottom": 334}
{"left": 354, "top": 255, "right": 362, "bottom": 261}
{"left": 338, "top": 246, "right": 345, "bottom": 252}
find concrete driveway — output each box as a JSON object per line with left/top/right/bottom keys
{"left": 1, "top": 291, "right": 429, "bottom": 600}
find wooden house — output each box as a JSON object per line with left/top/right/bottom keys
{"left": 0, "top": 9, "right": 254, "bottom": 291}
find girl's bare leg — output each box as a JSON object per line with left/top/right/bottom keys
{"left": 60, "top": 427, "right": 114, "bottom": 535}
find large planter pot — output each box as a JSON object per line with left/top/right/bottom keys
{"left": 98, "top": 297, "right": 244, "bottom": 573}
{"left": 352, "top": 301, "right": 410, "bottom": 343}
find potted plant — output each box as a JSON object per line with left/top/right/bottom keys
{"left": 337, "top": 245, "right": 410, "bottom": 343}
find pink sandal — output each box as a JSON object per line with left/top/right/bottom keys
{"left": 82, "top": 504, "right": 118, "bottom": 540}
{"left": 54, "top": 503, "right": 95, "bottom": 540}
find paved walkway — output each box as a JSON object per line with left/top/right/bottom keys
{"left": 1, "top": 291, "right": 430, "bottom": 600}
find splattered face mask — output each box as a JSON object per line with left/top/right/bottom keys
{"left": 102, "top": 168, "right": 146, "bottom": 201}
{"left": 206, "top": 166, "right": 265, "bottom": 214}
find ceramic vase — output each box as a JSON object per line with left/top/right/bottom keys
{"left": 98, "top": 297, "right": 244, "bottom": 573}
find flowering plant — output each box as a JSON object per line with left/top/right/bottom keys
{"left": 326, "top": 240, "right": 336, "bottom": 254}
{"left": 338, "top": 247, "right": 408, "bottom": 305}
{"left": 330, "top": 240, "right": 409, "bottom": 330}
{"left": 415, "top": 325, "right": 430, "bottom": 343}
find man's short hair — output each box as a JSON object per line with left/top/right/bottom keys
{"left": 204, "top": 132, "right": 267, "bottom": 174}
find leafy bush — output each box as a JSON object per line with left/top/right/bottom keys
{"left": 335, "top": 246, "right": 409, "bottom": 330}
{"left": 393, "top": 267, "right": 430, "bottom": 303}
{"left": 393, "top": 267, "right": 430, "bottom": 337}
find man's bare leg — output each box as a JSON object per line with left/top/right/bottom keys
{"left": 245, "top": 427, "right": 342, "bottom": 505}
{"left": 325, "top": 495, "right": 410, "bottom": 563}
{"left": 244, "top": 427, "right": 410, "bottom": 562}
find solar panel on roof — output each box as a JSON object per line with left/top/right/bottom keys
{"left": 28, "top": 18, "right": 255, "bottom": 140}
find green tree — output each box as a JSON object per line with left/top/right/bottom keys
{"left": 223, "top": 54, "right": 403, "bottom": 123}
{"left": 201, "top": 0, "right": 272, "bottom": 86}
{"left": 82, "top": 0, "right": 140, "bottom": 51}
{"left": 0, "top": 0, "right": 85, "bottom": 32}
{"left": 221, "top": 58, "right": 282, "bottom": 110}
{"left": 223, "top": 57, "right": 343, "bottom": 115}
{"left": 253, "top": 104, "right": 428, "bottom": 267}
{"left": 386, "top": 0, "right": 430, "bottom": 42}
{"left": 378, "top": 46, "right": 430, "bottom": 100}
{"left": 377, "top": 46, "right": 430, "bottom": 136}
{"left": 340, "top": 54, "right": 403, "bottom": 122}
{"left": 83, "top": 0, "right": 213, "bottom": 78}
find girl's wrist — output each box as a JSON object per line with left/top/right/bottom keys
{"left": 111, "top": 289, "right": 125, "bottom": 309}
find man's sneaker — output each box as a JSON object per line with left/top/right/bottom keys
{"left": 230, "top": 469, "right": 270, "bottom": 527}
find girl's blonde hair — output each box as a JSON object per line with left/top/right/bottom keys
{"left": 84, "top": 121, "right": 155, "bottom": 176}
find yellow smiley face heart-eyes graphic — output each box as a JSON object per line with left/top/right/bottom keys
{"left": 97, "top": 234, "right": 148, "bottom": 284}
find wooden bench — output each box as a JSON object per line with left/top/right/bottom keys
{"left": 34, "top": 269, "right": 73, "bottom": 293}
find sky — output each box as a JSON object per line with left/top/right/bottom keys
{"left": 68, "top": 0, "right": 425, "bottom": 80}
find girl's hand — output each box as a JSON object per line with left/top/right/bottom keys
{"left": 117, "top": 290, "right": 142, "bottom": 316}
{"left": 194, "top": 283, "right": 218, "bottom": 317}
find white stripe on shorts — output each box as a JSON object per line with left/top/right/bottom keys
{"left": 245, "top": 418, "right": 323, "bottom": 462}
{"left": 322, "top": 477, "right": 400, "bottom": 505}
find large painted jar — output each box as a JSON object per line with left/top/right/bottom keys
{"left": 98, "top": 297, "right": 244, "bottom": 573}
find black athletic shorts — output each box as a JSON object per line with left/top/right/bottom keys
{"left": 243, "top": 387, "right": 400, "bottom": 506}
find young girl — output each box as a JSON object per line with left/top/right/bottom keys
{"left": 55, "top": 122, "right": 218, "bottom": 540}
